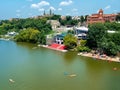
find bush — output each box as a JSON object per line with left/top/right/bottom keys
{"left": 104, "top": 41, "right": 119, "bottom": 56}
{"left": 77, "top": 46, "right": 91, "bottom": 52}
{"left": 63, "top": 34, "right": 77, "bottom": 50}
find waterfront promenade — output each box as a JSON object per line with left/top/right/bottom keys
{"left": 78, "top": 52, "right": 120, "bottom": 63}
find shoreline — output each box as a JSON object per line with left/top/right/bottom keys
{"left": 78, "top": 52, "right": 120, "bottom": 63}
{"left": 38, "top": 44, "right": 120, "bottom": 63}
{"left": 1, "top": 39, "right": 119, "bottom": 63}
{"left": 0, "top": 38, "right": 10, "bottom": 41}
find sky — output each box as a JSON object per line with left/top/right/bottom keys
{"left": 0, "top": 0, "right": 120, "bottom": 20}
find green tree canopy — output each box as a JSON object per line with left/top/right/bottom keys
{"left": 63, "top": 34, "right": 77, "bottom": 50}
{"left": 15, "top": 28, "right": 40, "bottom": 43}
{"left": 0, "top": 18, "right": 52, "bottom": 35}
{"left": 104, "top": 41, "right": 119, "bottom": 56}
{"left": 80, "top": 16, "right": 84, "bottom": 23}
{"left": 116, "top": 14, "right": 120, "bottom": 21}
{"left": 87, "top": 23, "right": 107, "bottom": 48}
{"left": 111, "top": 32, "right": 120, "bottom": 46}
{"left": 86, "top": 23, "right": 120, "bottom": 56}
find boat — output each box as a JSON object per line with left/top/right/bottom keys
{"left": 9, "top": 79, "right": 15, "bottom": 83}
{"left": 68, "top": 74, "right": 77, "bottom": 77}
{"left": 77, "top": 53, "right": 82, "bottom": 55}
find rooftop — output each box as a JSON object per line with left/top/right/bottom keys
{"left": 75, "top": 26, "right": 88, "bottom": 31}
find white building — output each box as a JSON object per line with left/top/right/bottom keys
{"left": 107, "top": 30, "right": 116, "bottom": 33}
{"left": 7, "top": 31, "right": 18, "bottom": 36}
{"left": 54, "top": 34, "right": 66, "bottom": 44}
{"left": 47, "top": 20, "right": 60, "bottom": 30}
{"left": 74, "top": 26, "right": 88, "bottom": 39}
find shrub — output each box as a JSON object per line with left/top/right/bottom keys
{"left": 77, "top": 46, "right": 91, "bottom": 52}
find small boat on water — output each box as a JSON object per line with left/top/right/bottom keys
{"left": 68, "top": 74, "right": 77, "bottom": 77}
{"left": 64, "top": 72, "right": 77, "bottom": 78}
{"left": 77, "top": 53, "right": 82, "bottom": 55}
{"left": 9, "top": 79, "right": 15, "bottom": 83}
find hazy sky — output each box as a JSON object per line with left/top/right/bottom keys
{"left": 0, "top": 0, "right": 120, "bottom": 19}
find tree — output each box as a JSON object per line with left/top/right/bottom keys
{"left": 97, "top": 36, "right": 109, "bottom": 54}
{"left": 66, "top": 16, "right": 72, "bottom": 21}
{"left": 77, "top": 40, "right": 91, "bottom": 52}
{"left": 110, "top": 32, "right": 120, "bottom": 46}
{"left": 38, "top": 30, "right": 46, "bottom": 45}
{"left": 50, "top": 15, "right": 61, "bottom": 20}
{"left": 116, "top": 14, "right": 120, "bottom": 21}
{"left": 80, "top": 16, "right": 84, "bottom": 23}
{"left": 67, "top": 30, "right": 74, "bottom": 34}
{"left": 86, "top": 23, "right": 120, "bottom": 56}
{"left": 80, "top": 40, "right": 87, "bottom": 46}
{"left": 15, "top": 28, "right": 40, "bottom": 43}
{"left": 87, "top": 23, "right": 107, "bottom": 48}
{"left": 77, "top": 46, "right": 91, "bottom": 52}
{"left": 104, "top": 22, "right": 120, "bottom": 31}
{"left": 63, "top": 34, "right": 77, "bottom": 49}
{"left": 84, "top": 15, "right": 88, "bottom": 22}
{"left": 70, "top": 20, "right": 78, "bottom": 26}
{"left": 104, "top": 41, "right": 119, "bottom": 56}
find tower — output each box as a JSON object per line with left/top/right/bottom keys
{"left": 98, "top": 9, "right": 103, "bottom": 17}
{"left": 43, "top": 10, "right": 46, "bottom": 16}
{"left": 50, "top": 9, "right": 52, "bottom": 15}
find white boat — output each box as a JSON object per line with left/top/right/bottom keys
{"left": 68, "top": 74, "right": 77, "bottom": 77}
{"left": 9, "top": 79, "right": 15, "bottom": 83}
{"left": 77, "top": 53, "right": 82, "bottom": 55}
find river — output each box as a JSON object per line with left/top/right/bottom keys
{"left": 0, "top": 40, "right": 120, "bottom": 90}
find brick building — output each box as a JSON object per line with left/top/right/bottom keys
{"left": 87, "top": 9, "right": 116, "bottom": 24}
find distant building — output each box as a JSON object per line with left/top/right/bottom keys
{"left": 46, "top": 33, "right": 66, "bottom": 45}
{"left": 74, "top": 26, "right": 88, "bottom": 39}
{"left": 54, "top": 33, "right": 67, "bottom": 44}
{"left": 107, "top": 30, "right": 116, "bottom": 33}
{"left": 7, "top": 31, "right": 18, "bottom": 36}
{"left": 87, "top": 9, "right": 116, "bottom": 24}
{"left": 55, "top": 26, "right": 73, "bottom": 33}
{"left": 46, "top": 35, "right": 54, "bottom": 45}
{"left": 72, "top": 16, "right": 80, "bottom": 20}
{"left": 47, "top": 20, "right": 60, "bottom": 30}
{"left": 61, "top": 16, "right": 66, "bottom": 20}
{"left": 9, "top": 18, "right": 19, "bottom": 21}
{"left": 43, "top": 9, "right": 54, "bottom": 17}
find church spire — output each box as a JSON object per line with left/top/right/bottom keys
{"left": 50, "top": 9, "right": 52, "bottom": 15}
{"left": 43, "top": 10, "right": 46, "bottom": 16}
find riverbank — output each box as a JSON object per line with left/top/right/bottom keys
{"left": 1, "top": 39, "right": 119, "bottom": 63}
{"left": 78, "top": 52, "right": 120, "bottom": 63}
{"left": 38, "top": 44, "right": 120, "bottom": 62}
{"left": 0, "top": 38, "right": 10, "bottom": 41}
{"left": 1, "top": 40, "right": 120, "bottom": 90}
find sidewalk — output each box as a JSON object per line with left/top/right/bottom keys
{"left": 78, "top": 52, "right": 120, "bottom": 63}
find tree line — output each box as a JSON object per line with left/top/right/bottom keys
{"left": 63, "top": 22, "right": 120, "bottom": 56}
{"left": 87, "top": 22, "right": 120, "bottom": 56}
{"left": 0, "top": 18, "right": 52, "bottom": 44}
{"left": 45, "top": 14, "right": 88, "bottom": 26}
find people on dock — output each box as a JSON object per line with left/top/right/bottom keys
{"left": 77, "top": 51, "right": 120, "bottom": 63}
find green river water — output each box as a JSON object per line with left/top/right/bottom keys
{"left": 0, "top": 40, "right": 120, "bottom": 90}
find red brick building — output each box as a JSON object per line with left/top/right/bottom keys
{"left": 87, "top": 9, "right": 116, "bottom": 24}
